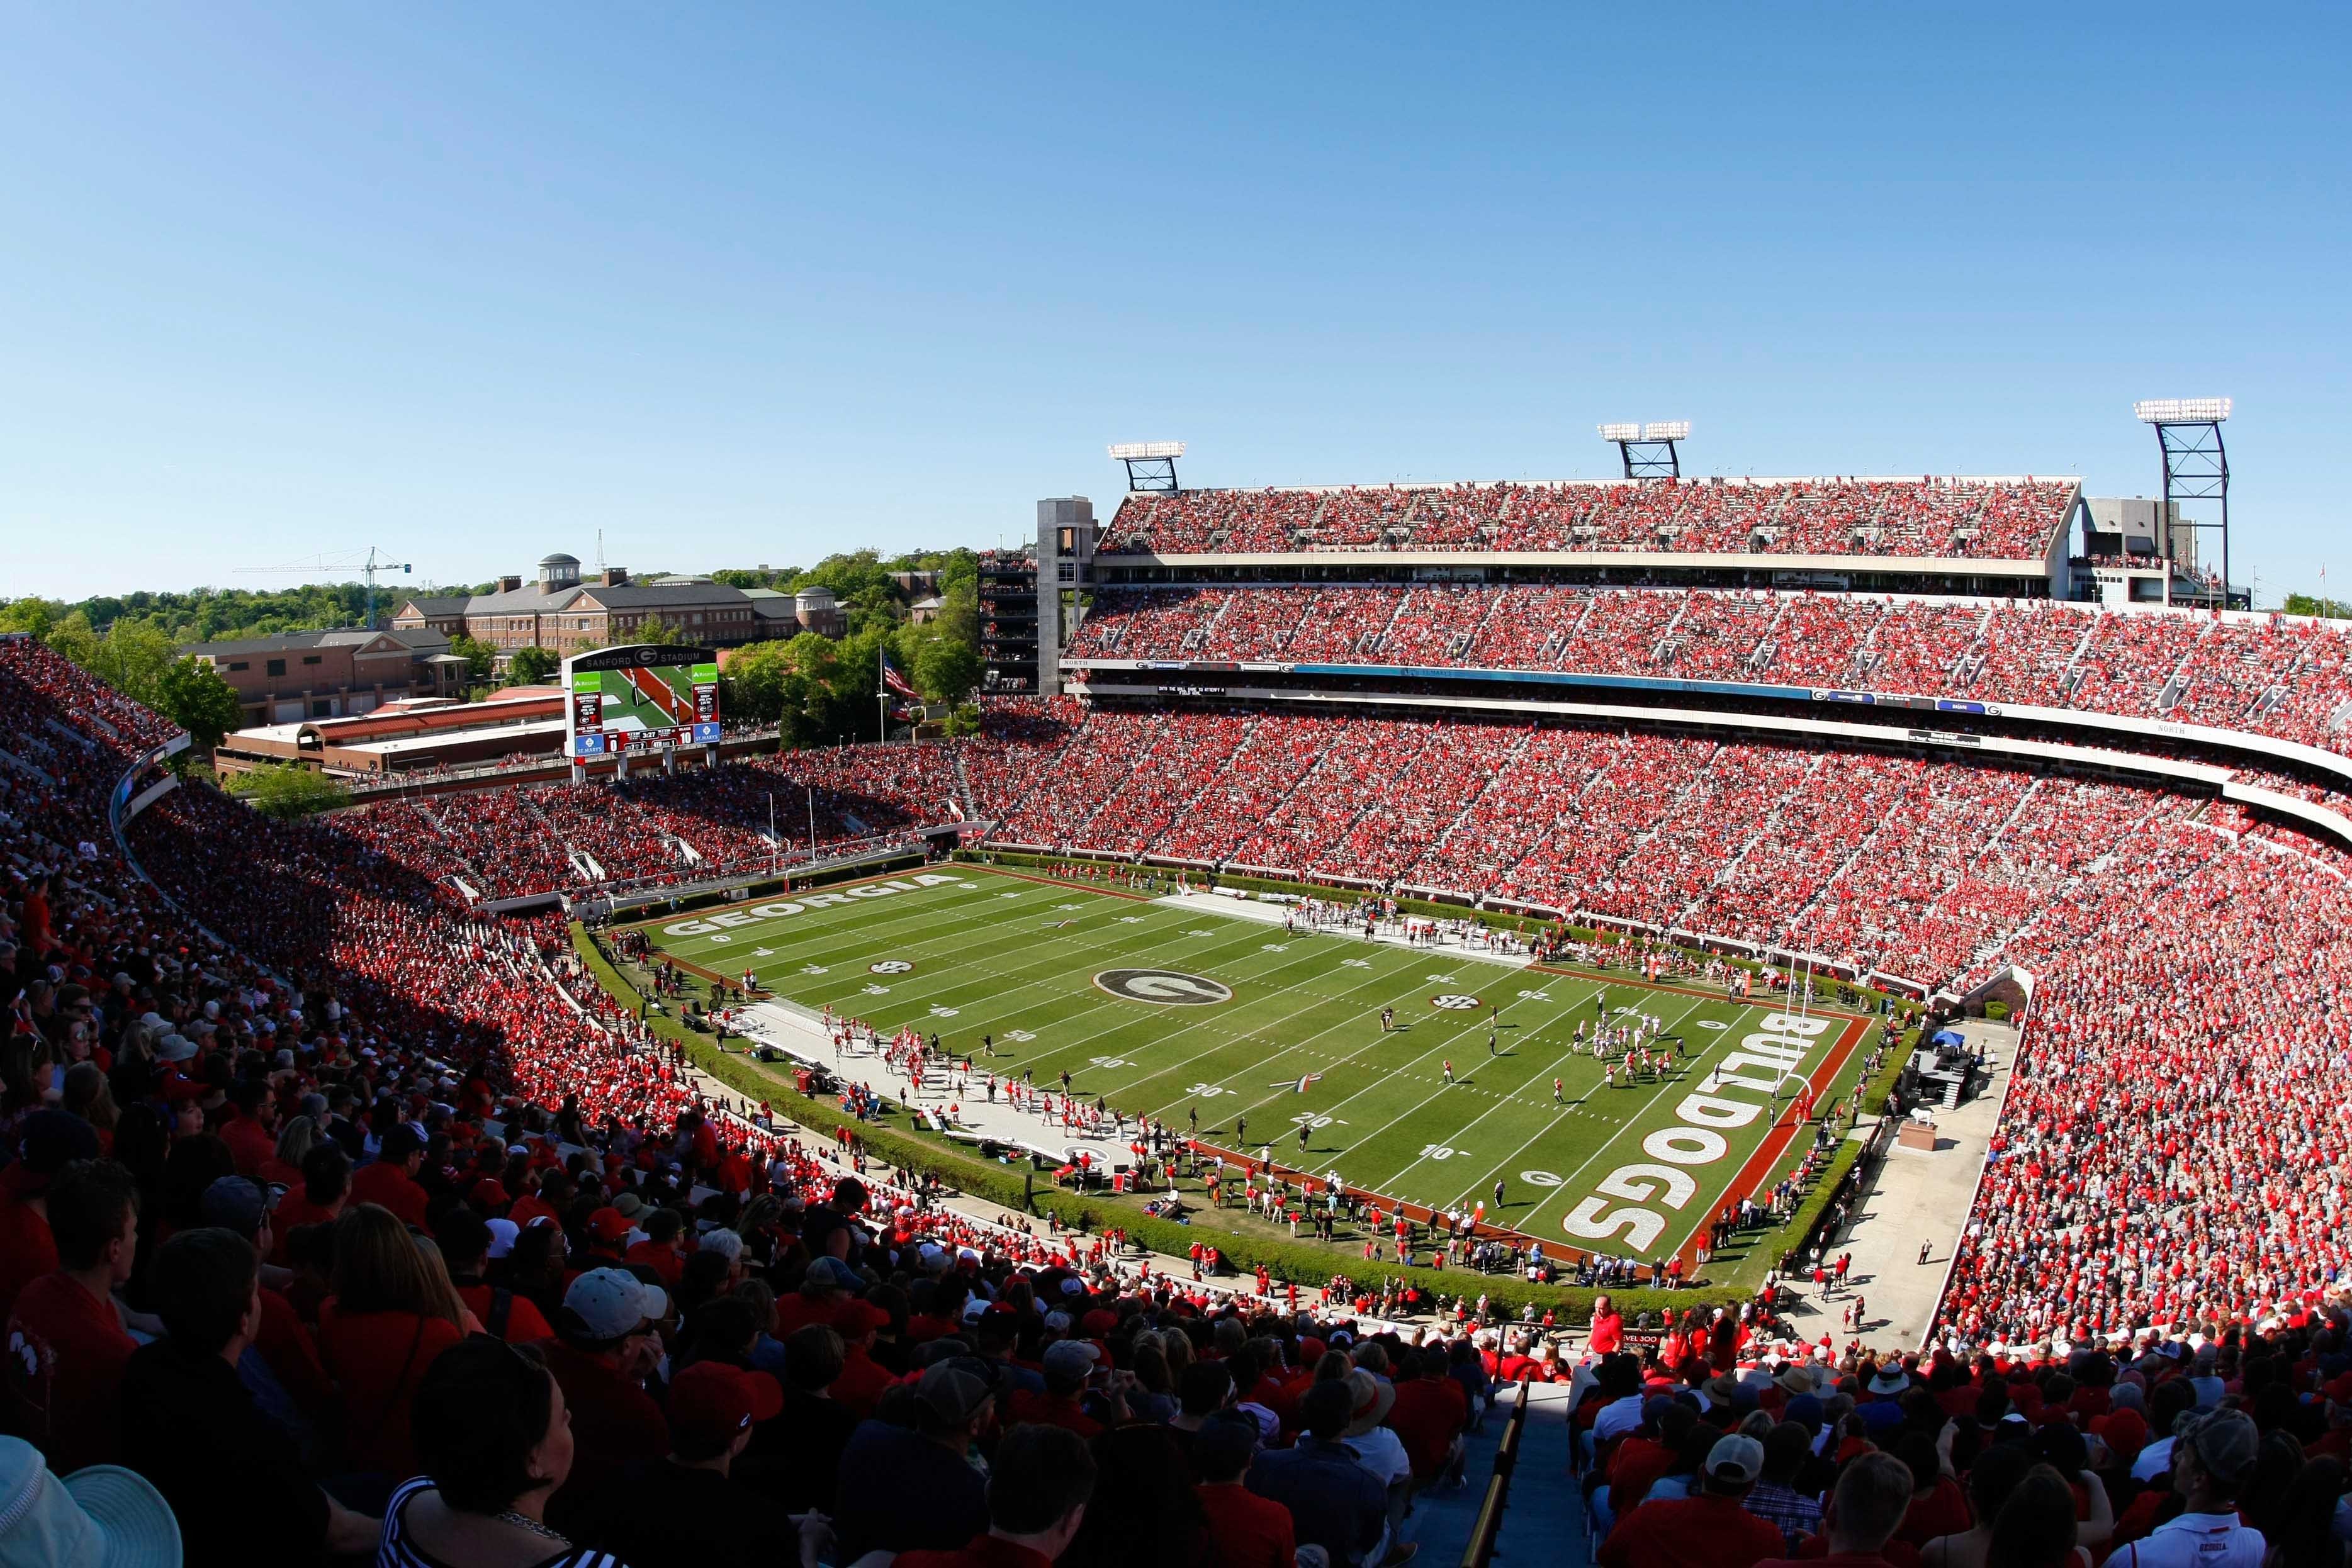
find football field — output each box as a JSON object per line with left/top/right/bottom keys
{"left": 638, "top": 865, "right": 1876, "bottom": 1267}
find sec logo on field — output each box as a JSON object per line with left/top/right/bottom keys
{"left": 869, "top": 960, "right": 914, "bottom": 974}
{"left": 1094, "top": 969, "right": 1234, "bottom": 1005}
{"left": 1430, "top": 994, "right": 1482, "bottom": 1011}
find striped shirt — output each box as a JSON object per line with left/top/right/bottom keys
{"left": 376, "top": 1478, "right": 631, "bottom": 1568}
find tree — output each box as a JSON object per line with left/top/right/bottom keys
{"left": 152, "top": 657, "right": 245, "bottom": 754}
{"left": 718, "top": 641, "right": 806, "bottom": 725}
{"left": 2282, "top": 592, "right": 2352, "bottom": 621}
{"left": 507, "top": 646, "right": 561, "bottom": 686}
{"left": 43, "top": 617, "right": 178, "bottom": 705}
{"left": 223, "top": 763, "right": 351, "bottom": 819}
{"left": 450, "top": 636, "right": 500, "bottom": 681}
{"left": 913, "top": 638, "right": 982, "bottom": 706}
{"left": 928, "top": 582, "right": 979, "bottom": 649}
{"left": 43, "top": 610, "right": 101, "bottom": 671}
{"left": 0, "top": 598, "right": 66, "bottom": 639}
{"left": 635, "top": 615, "right": 688, "bottom": 647}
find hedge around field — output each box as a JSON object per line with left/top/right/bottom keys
{"left": 571, "top": 919, "right": 1886, "bottom": 1326}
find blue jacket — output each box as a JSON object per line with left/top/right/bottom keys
{"left": 1247, "top": 1435, "right": 1387, "bottom": 1563}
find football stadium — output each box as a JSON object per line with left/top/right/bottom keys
{"left": 6, "top": 15, "right": 2340, "bottom": 1562}
{"left": 8, "top": 417, "right": 2348, "bottom": 1560}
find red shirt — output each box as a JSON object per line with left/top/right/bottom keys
{"left": 456, "top": 1282, "right": 556, "bottom": 1343}
{"left": 906, "top": 1313, "right": 959, "bottom": 1345}
{"left": 1387, "top": 1377, "right": 1469, "bottom": 1481}
{"left": 543, "top": 1340, "right": 670, "bottom": 1533}
{"left": 347, "top": 1163, "right": 429, "bottom": 1228}
{"left": 220, "top": 1114, "right": 276, "bottom": 1178}
{"left": 266, "top": 1194, "right": 341, "bottom": 1263}
{"left": 621, "top": 1240, "right": 684, "bottom": 1289}
{"left": 508, "top": 1193, "right": 560, "bottom": 1231}
{"left": 830, "top": 1345, "right": 897, "bottom": 1420}
{"left": 315, "top": 1302, "right": 462, "bottom": 1478}
{"left": 254, "top": 1285, "right": 338, "bottom": 1423}
{"left": 0, "top": 1200, "right": 56, "bottom": 1322}
{"left": 1606, "top": 1433, "right": 1674, "bottom": 1496}
{"left": 1894, "top": 1475, "right": 1971, "bottom": 1547}
{"left": 1004, "top": 1387, "right": 1102, "bottom": 1439}
{"left": 1196, "top": 1482, "right": 1295, "bottom": 1568}
{"left": 1597, "top": 1494, "right": 1787, "bottom": 1568}
{"left": 1589, "top": 1312, "right": 1626, "bottom": 1355}
{"left": 3, "top": 1271, "right": 135, "bottom": 1473}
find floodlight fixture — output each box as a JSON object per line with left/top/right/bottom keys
{"left": 1602, "top": 417, "right": 1690, "bottom": 481}
{"left": 2134, "top": 398, "right": 2231, "bottom": 425}
{"left": 2129, "top": 399, "right": 2237, "bottom": 608}
{"left": 1109, "top": 440, "right": 1185, "bottom": 494}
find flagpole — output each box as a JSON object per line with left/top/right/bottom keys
{"left": 877, "top": 644, "right": 887, "bottom": 746}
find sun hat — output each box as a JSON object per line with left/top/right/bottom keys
{"left": 1342, "top": 1369, "right": 1397, "bottom": 1438}
{"left": 0, "top": 1438, "right": 179, "bottom": 1568}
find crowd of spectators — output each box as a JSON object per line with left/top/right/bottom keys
{"left": 969, "top": 703, "right": 2243, "bottom": 992}
{"left": 332, "top": 744, "right": 971, "bottom": 904}
{"left": 1069, "top": 586, "right": 2352, "bottom": 767}
{"left": 1, "top": 636, "right": 1538, "bottom": 1568}
{"left": 17, "top": 608, "right": 2352, "bottom": 1565}
{"left": 1570, "top": 1319, "right": 2352, "bottom": 1568}
{"left": 1103, "top": 477, "right": 2078, "bottom": 562}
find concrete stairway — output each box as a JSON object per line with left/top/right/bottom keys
{"left": 1402, "top": 1383, "right": 1589, "bottom": 1568}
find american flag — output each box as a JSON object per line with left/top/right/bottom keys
{"left": 881, "top": 649, "right": 920, "bottom": 699}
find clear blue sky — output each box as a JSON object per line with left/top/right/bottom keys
{"left": 3, "top": 4, "right": 2344, "bottom": 603}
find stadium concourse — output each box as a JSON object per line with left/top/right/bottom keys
{"left": 11, "top": 539, "right": 2352, "bottom": 1568}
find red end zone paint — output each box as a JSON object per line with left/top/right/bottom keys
{"left": 1667, "top": 1011, "right": 1870, "bottom": 1270}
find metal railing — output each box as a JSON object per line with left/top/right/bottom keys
{"left": 1458, "top": 1380, "right": 1531, "bottom": 1568}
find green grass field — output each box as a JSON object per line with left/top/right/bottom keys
{"left": 638, "top": 865, "right": 1876, "bottom": 1270}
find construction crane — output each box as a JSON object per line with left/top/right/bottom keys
{"left": 236, "top": 546, "right": 414, "bottom": 629}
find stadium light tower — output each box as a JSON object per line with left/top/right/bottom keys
{"left": 1599, "top": 421, "right": 1691, "bottom": 481}
{"left": 1108, "top": 440, "right": 1186, "bottom": 494}
{"left": 2132, "top": 398, "right": 2232, "bottom": 605}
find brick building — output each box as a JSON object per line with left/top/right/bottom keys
{"left": 390, "top": 552, "right": 843, "bottom": 658}
{"left": 186, "top": 628, "right": 467, "bottom": 725}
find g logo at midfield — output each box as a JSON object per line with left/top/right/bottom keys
{"left": 1431, "top": 994, "right": 1482, "bottom": 1011}
{"left": 869, "top": 960, "right": 914, "bottom": 974}
{"left": 1095, "top": 969, "right": 1234, "bottom": 1005}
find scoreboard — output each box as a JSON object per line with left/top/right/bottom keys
{"left": 562, "top": 645, "right": 723, "bottom": 759}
